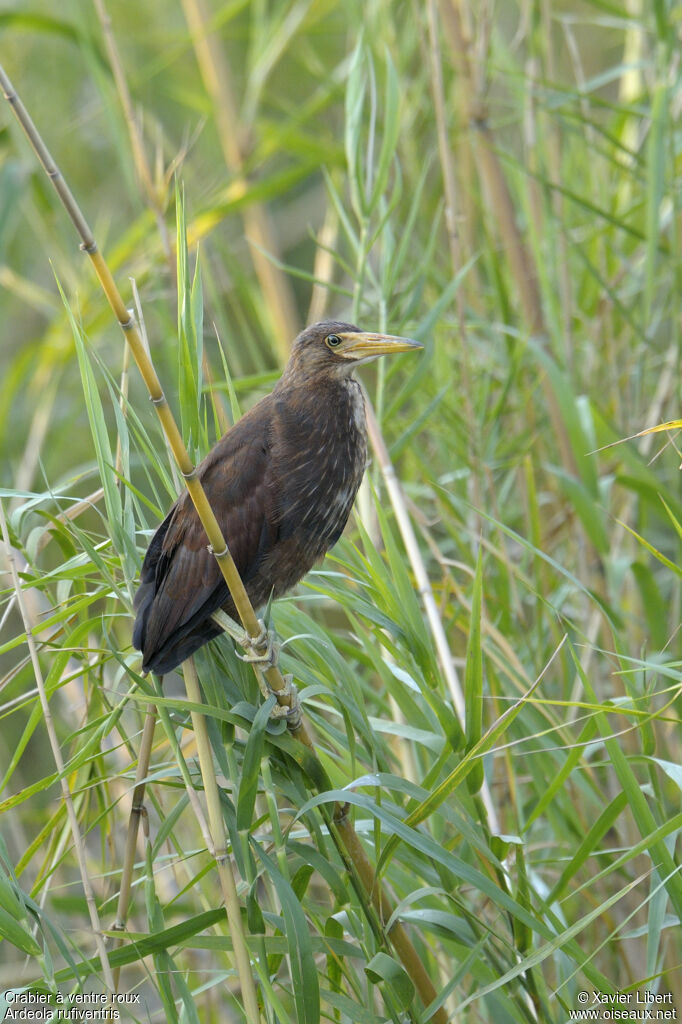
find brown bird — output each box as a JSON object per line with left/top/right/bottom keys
{"left": 133, "top": 320, "right": 421, "bottom": 674}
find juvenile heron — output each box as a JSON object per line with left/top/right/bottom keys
{"left": 133, "top": 320, "right": 421, "bottom": 674}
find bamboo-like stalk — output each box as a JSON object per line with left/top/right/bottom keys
{"left": 112, "top": 686, "right": 233, "bottom": 994}
{"left": 91, "top": 5, "right": 233, "bottom": 954}
{"left": 11, "top": 383, "right": 59, "bottom": 509}
{"left": 183, "top": 656, "right": 262, "bottom": 1023}
{"left": 0, "top": 66, "right": 448, "bottom": 1023}
{"left": 112, "top": 709, "right": 156, "bottom": 927}
{"left": 180, "top": 0, "right": 299, "bottom": 362}
{"left": 440, "top": 1, "right": 544, "bottom": 330}
{"left": 426, "top": 0, "right": 466, "bottom": 312}
{"left": 148, "top": 676, "right": 212, "bottom": 842}
{"left": 333, "top": 813, "right": 445, "bottom": 1021}
{"left": 0, "top": 499, "right": 116, "bottom": 993}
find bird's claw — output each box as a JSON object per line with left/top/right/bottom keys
{"left": 254, "top": 672, "right": 300, "bottom": 725}
{"left": 211, "top": 611, "right": 280, "bottom": 669}
{"left": 267, "top": 675, "right": 302, "bottom": 728}
{"left": 236, "top": 619, "right": 280, "bottom": 670}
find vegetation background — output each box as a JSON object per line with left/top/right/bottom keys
{"left": 0, "top": 0, "right": 680, "bottom": 1021}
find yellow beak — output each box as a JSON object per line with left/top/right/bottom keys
{"left": 336, "top": 331, "right": 423, "bottom": 360}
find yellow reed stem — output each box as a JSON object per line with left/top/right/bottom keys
{"left": 183, "top": 657, "right": 262, "bottom": 1023}
{"left": 333, "top": 811, "right": 448, "bottom": 1024}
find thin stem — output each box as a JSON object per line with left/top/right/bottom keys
{"left": 183, "top": 656, "right": 261, "bottom": 1023}
{"left": 307, "top": 203, "right": 339, "bottom": 323}
{"left": 333, "top": 812, "right": 448, "bottom": 1024}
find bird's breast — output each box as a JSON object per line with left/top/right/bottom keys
{"left": 273, "top": 378, "right": 367, "bottom": 547}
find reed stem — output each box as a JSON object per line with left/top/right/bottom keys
{"left": 183, "top": 656, "right": 262, "bottom": 1023}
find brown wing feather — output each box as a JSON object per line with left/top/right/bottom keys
{"left": 133, "top": 395, "right": 277, "bottom": 673}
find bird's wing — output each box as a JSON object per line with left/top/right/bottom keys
{"left": 134, "top": 397, "right": 278, "bottom": 668}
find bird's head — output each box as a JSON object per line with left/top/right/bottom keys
{"left": 281, "top": 320, "right": 422, "bottom": 384}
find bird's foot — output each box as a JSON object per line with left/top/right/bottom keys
{"left": 211, "top": 612, "right": 280, "bottom": 668}
{"left": 266, "top": 674, "right": 302, "bottom": 728}
{"left": 237, "top": 618, "right": 280, "bottom": 670}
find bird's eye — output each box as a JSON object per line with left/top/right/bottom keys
{"left": 326, "top": 334, "right": 342, "bottom": 349}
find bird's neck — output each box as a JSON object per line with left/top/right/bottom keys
{"left": 274, "top": 372, "right": 367, "bottom": 447}
{"left": 277, "top": 359, "right": 354, "bottom": 389}
{"left": 340, "top": 377, "right": 366, "bottom": 432}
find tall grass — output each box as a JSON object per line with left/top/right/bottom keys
{"left": 1, "top": 2, "right": 680, "bottom": 1022}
